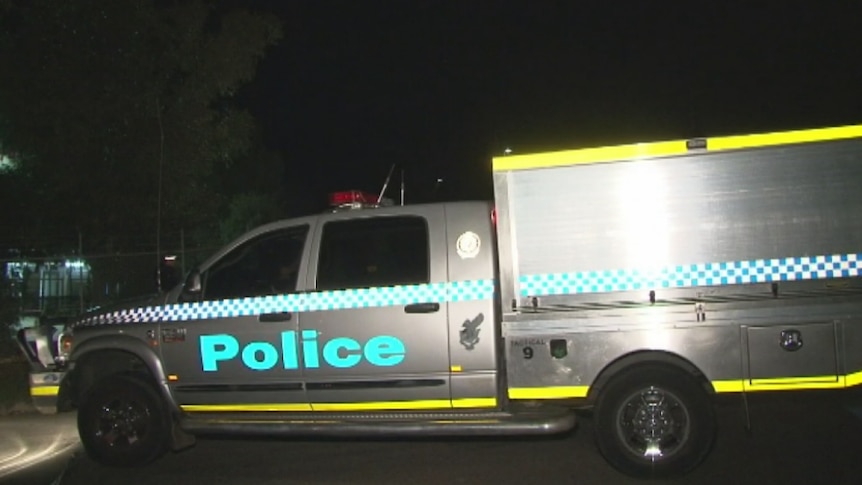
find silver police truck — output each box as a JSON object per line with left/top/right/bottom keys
{"left": 17, "top": 123, "right": 862, "bottom": 478}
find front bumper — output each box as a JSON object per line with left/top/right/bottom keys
{"left": 28, "top": 371, "right": 66, "bottom": 414}
{"left": 16, "top": 326, "right": 69, "bottom": 414}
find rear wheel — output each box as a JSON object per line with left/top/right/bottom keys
{"left": 77, "top": 374, "right": 169, "bottom": 467}
{"left": 594, "top": 363, "right": 715, "bottom": 479}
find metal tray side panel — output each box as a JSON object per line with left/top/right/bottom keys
{"left": 505, "top": 139, "right": 862, "bottom": 302}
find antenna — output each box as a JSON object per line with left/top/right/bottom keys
{"left": 377, "top": 164, "right": 396, "bottom": 205}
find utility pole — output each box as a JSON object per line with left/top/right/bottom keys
{"left": 155, "top": 97, "right": 165, "bottom": 293}
{"left": 181, "top": 228, "right": 186, "bottom": 276}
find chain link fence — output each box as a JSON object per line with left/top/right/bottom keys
{"left": 1, "top": 246, "right": 214, "bottom": 347}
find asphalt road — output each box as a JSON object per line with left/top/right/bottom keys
{"left": 0, "top": 413, "right": 80, "bottom": 485}
{"left": 51, "top": 392, "right": 862, "bottom": 485}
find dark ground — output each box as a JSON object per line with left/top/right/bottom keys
{"left": 56, "top": 392, "right": 862, "bottom": 485}
{"left": 4, "top": 336, "right": 861, "bottom": 485}
{"left": 0, "top": 356, "right": 31, "bottom": 415}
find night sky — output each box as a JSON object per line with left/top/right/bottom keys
{"left": 237, "top": 1, "right": 862, "bottom": 211}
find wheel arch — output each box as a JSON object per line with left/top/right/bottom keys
{"left": 586, "top": 350, "right": 714, "bottom": 403}
{"left": 69, "top": 335, "right": 178, "bottom": 413}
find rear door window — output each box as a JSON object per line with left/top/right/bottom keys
{"left": 316, "top": 216, "right": 429, "bottom": 290}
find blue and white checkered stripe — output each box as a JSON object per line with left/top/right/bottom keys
{"left": 77, "top": 279, "right": 496, "bottom": 326}
{"left": 519, "top": 253, "right": 862, "bottom": 296}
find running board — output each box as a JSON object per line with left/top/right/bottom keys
{"left": 180, "top": 405, "right": 576, "bottom": 437}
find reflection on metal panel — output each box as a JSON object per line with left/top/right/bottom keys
{"left": 502, "top": 139, "right": 862, "bottom": 303}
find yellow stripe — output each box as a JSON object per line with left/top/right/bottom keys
{"left": 179, "top": 371, "right": 862, "bottom": 412}
{"left": 712, "top": 371, "right": 862, "bottom": 393}
{"left": 493, "top": 124, "right": 862, "bottom": 172}
{"left": 508, "top": 386, "right": 589, "bottom": 399}
{"left": 509, "top": 370, "right": 862, "bottom": 400}
{"left": 311, "top": 400, "right": 452, "bottom": 411}
{"left": 845, "top": 370, "right": 862, "bottom": 387}
{"left": 30, "top": 386, "right": 59, "bottom": 397}
{"left": 710, "top": 378, "right": 845, "bottom": 392}
{"left": 452, "top": 397, "right": 497, "bottom": 408}
{"left": 710, "top": 380, "right": 744, "bottom": 393}
{"left": 182, "top": 398, "right": 497, "bottom": 413}
{"left": 708, "top": 125, "right": 862, "bottom": 151}
{"left": 176, "top": 369, "right": 862, "bottom": 412}
{"left": 750, "top": 375, "right": 839, "bottom": 386}
{"left": 494, "top": 141, "right": 685, "bottom": 172}
{"left": 181, "top": 403, "right": 313, "bottom": 412}
{"left": 746, "top": 379, "right": 844, "bottom": 391}
{"left": 430, "top": 419, "right": 501, "bottom": 424}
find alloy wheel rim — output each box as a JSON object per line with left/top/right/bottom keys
{"left": 615, "top": 385, "right": 690, "bottom": 462}
{"left": 93, "top": 396, "right": 152, "bottom": 449}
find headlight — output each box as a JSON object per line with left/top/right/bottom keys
{"left": 56, "top": 330, "right": 73, "bottom": 364}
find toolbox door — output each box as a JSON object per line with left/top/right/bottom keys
{"left": 746, "top": 322, "right": 839, "bottom": 388}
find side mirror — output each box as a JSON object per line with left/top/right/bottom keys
{"left": 183, "top": 269, "right": 202, "bottom": 295}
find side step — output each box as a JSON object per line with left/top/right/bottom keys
{"left": 180, "top": 404, "right": 576, "bottom": 437}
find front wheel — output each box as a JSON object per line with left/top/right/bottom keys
{"left": 77, "top": 374, "right": 169, "bottom": 467}
{"left": 594, "top": 364, "right": 716, "bottom": 479}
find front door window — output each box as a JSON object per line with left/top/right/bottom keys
{"left": 205, "top": 226, "right": 308, "bottom": 300}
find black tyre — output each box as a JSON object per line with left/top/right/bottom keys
{"left": 77, "top": 374, "right": 169, "bottom": 467}
{"left": 594, "top": 363, "right": 716, "bottom": 479}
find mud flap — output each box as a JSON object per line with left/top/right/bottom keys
{"left": 170, "top": 414, "right": 197, "bottom": 451}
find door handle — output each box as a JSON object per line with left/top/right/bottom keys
{"left": 404, "top": 302, "right": 440, "bottom": 314}
{"left": 259, "top": 312, "right": 292, "bottom": 322}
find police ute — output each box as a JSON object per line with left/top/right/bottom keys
{"left": 17, "top": 123, "right": 862, "bottom": 478}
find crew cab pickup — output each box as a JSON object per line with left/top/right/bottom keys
{"left": 18, "top": 123, "right": 862, "bottom": 478}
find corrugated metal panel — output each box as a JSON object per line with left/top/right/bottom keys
{"left": 495, "top": 136, "right": 862, "bottom": 304}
